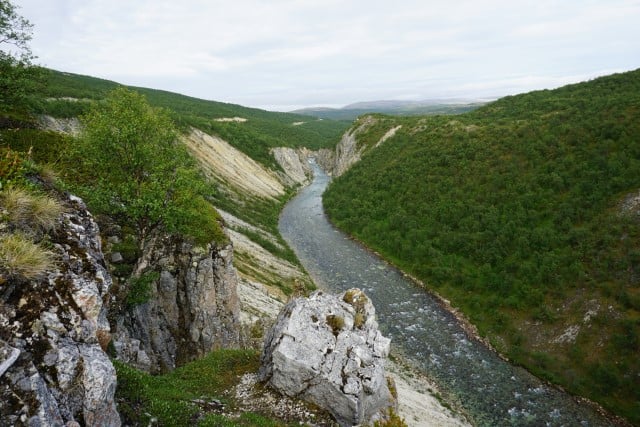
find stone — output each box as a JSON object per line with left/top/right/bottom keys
{"left": 0, "top": 194, "right": 120, "bottom": 426}
{"left": 332, "top": 117, "right": 378, "bottom": 177}
{"left": 0, "top": 341, "right": 20, "bottom": 378}
{"left": 259, "top": 289, "right": 396, "bottom": 426}
{"left": 110, "top": 252, "right": 124, "bottom": 263}
{"left": 114, "top": 233, "right": 241, "bottom": 372}
{"left": 271, "top": 147, "right": 313, "bottom": 187}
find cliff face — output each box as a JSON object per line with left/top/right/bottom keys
{"left": 113, "top": 234, "right": 241, "bottom": 373}
{"left": 1, "top": 189, "right": 244, "bottom": 426}
{"left": 330, "top": 116, "right": 401, "bottom": 177}
{"left": 182, "top": 128, "right": 286, "bottom": 200}
{"left": 0, "top": 195, "right": 119, "bottom": 426}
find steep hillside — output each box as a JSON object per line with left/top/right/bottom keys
{"left": 323, "top": 69, "right": 640, "bottom": 423}
{"left": 32, "top": 69, "right": 350, "bottom": 169}
{"left": 2, "top": 69, "right": 350, "bottom": 299}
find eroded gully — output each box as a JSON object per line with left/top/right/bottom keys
{"left": 278, "top": 162, "right": 615, "bottom": 427}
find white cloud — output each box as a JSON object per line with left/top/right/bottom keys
{"left": 13, "top": 0, "right": 640, "bottom": 109}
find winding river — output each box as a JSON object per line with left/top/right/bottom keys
{"left": 278, "top": 162, "right": 614, "bottom": 426}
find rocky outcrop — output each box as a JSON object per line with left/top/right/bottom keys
{"left": 332, "top": 116, "right": 382, "bottom": 177}
{"left": 375, "top": 125, "right": 402, "bottom": 148}
{"left": 330, "top": 117, "right": 402, "bottom": 177}
{"left": 38, "top": 114, "right": 82, "bottom": 136}
{"left": 259, "top": 289, "right": 396, "bottom": 426}
{"left": 0, "top": 195, "right": 119, "bottom": 426}
{"left": 182, "top": 128, "right": 286, "bottom": 199}
{"left": 271, "top": 147, "right": 313, "bottom": 187}
{"left": 333, "top": 124, "right": 365, "bottom": 177}
{"left": 113, "top": 234, "right": 241, "bottom": 373}
{"left": 313, "top": 148, "right": 335, "bottom": 174}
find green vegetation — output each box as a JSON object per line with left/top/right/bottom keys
{"left": 115, "top": 349, "right": 293, "bottom": 426}
{"left": 0, "top": 151, "right": 64, "bottom": 282}
{"left": 33, "top": 69, "right": 349, "bottom": 168}
{"left": 0, "top": 232, "right": 55, "bottom": 280}
{"left": 0, "top": 186, "right": 64, "bottom": 232}
{"left": 326, "top": 314, "right": 345, "bottom": 336}
{"left": 324, "top": 69, "right": 640, "bottom": 423}
{"left": 75, "top": 87, "right": 225, "bottom": 247}
{"left": 343, "top": 289, "right": 368, "bottom": 328}
{"left": 373, "top": 408, "right": 408, "bottom": 427}
{"left": 126, "top": 271, "right": 159, "bottom": 307}
{"left": 294, "top": 102, "right": 483, "bottom": 121}
{"left": 0, "top": 0, "right": 43, "bottom": 112}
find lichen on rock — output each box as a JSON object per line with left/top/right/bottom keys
{"left": 0, "top": 194, "right": 119, "bottom": 426}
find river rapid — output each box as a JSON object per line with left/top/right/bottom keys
{"left": 278, "top": 162, "right": 615, "bottom": 427}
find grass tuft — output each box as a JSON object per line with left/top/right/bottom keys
{"left": 0, "top": 233, "right": 56, "bottom": 280}
{"left": 1, "top": 187, "right": 65, "bottom": 232}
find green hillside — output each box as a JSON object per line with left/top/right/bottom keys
{"left": 323, "top": 69, "right": 640, "bottom": 423}
{"left": 31, "top": 69, "right": 349, "bottom": 169}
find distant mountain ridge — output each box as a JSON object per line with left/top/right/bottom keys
{"left": 291, "top": 98, "right": 489, "bottom": 120}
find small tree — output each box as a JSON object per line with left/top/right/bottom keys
{"left": 0, "top": 0, "right": 40, "bottom": 110}
{"left": 78, "top": 87, "right": 224, "bottom": 246}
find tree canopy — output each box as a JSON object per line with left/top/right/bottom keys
{"left": 324, "top": 69, "right": 640, "bottom": 423}
{"left": 78, "top": 87, "right": 225, "bottom": 246}
{"left": 0, "top": 0, "right": 40, "bottom": 110}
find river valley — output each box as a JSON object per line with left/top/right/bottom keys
{"left": 278, "top": 162, "right": 615, "bottom": 426}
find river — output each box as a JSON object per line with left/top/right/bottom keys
{"left": 278, "top": 162, "right": 614, "bottom": 426}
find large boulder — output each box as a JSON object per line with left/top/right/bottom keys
{"left": 259, "top": 289, "right": 396, "bottom": 426}
{"left": 0, "top": 195, "right": 120, "bottom": 426}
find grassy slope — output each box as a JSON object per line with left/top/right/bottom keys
{"left": 32, "top": 69, "right": 349, "bottom": 169}
{"left": 115, "top": 349, "right": 298, "bottom": 427}
{"left": 33, "top": 69, "right": 346, "bottom": 257}
{"left": 323, "top": 69, "right": 640, "bottom": 423}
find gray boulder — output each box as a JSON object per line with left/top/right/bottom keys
{"left": 259, "top": 289, "right": 396, "bottom": 426}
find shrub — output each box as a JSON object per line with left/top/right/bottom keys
{"left": 343, "top": 289, "right": 368, "bottom": 328}
{"left": 0, "top": 147, "right": 25, "bottom": 187}
{"left": 75, "top": 87, "right": 226, "bottom": 247}
{"left": 0, "top": 232, "right": 56, "bottom": 280}
{"left": 126, "top": 271, "right": 159, "bottom": 307}
{"left": 373, "top": 408, "right": 408, "bottom": 427}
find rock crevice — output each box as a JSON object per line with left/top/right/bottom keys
{"left": 114, "top": 234, "right": 241, "bottom": 373}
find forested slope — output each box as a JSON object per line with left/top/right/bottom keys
{"left": 323, "top": 69, "right": 640, "bottom": 423}
{"left": 31, "top": 69, "right": 349, "bottom": 168}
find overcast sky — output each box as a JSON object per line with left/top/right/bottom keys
{"left": 14, "top": 0, "right": 640, "bottom": 111}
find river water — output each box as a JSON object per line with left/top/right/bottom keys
{"left": 278, "top": 162, "right": 614, "bottom": 427}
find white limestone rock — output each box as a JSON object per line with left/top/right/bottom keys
{"left": 259, "top": 289, "right": 396, "bottom": 426}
